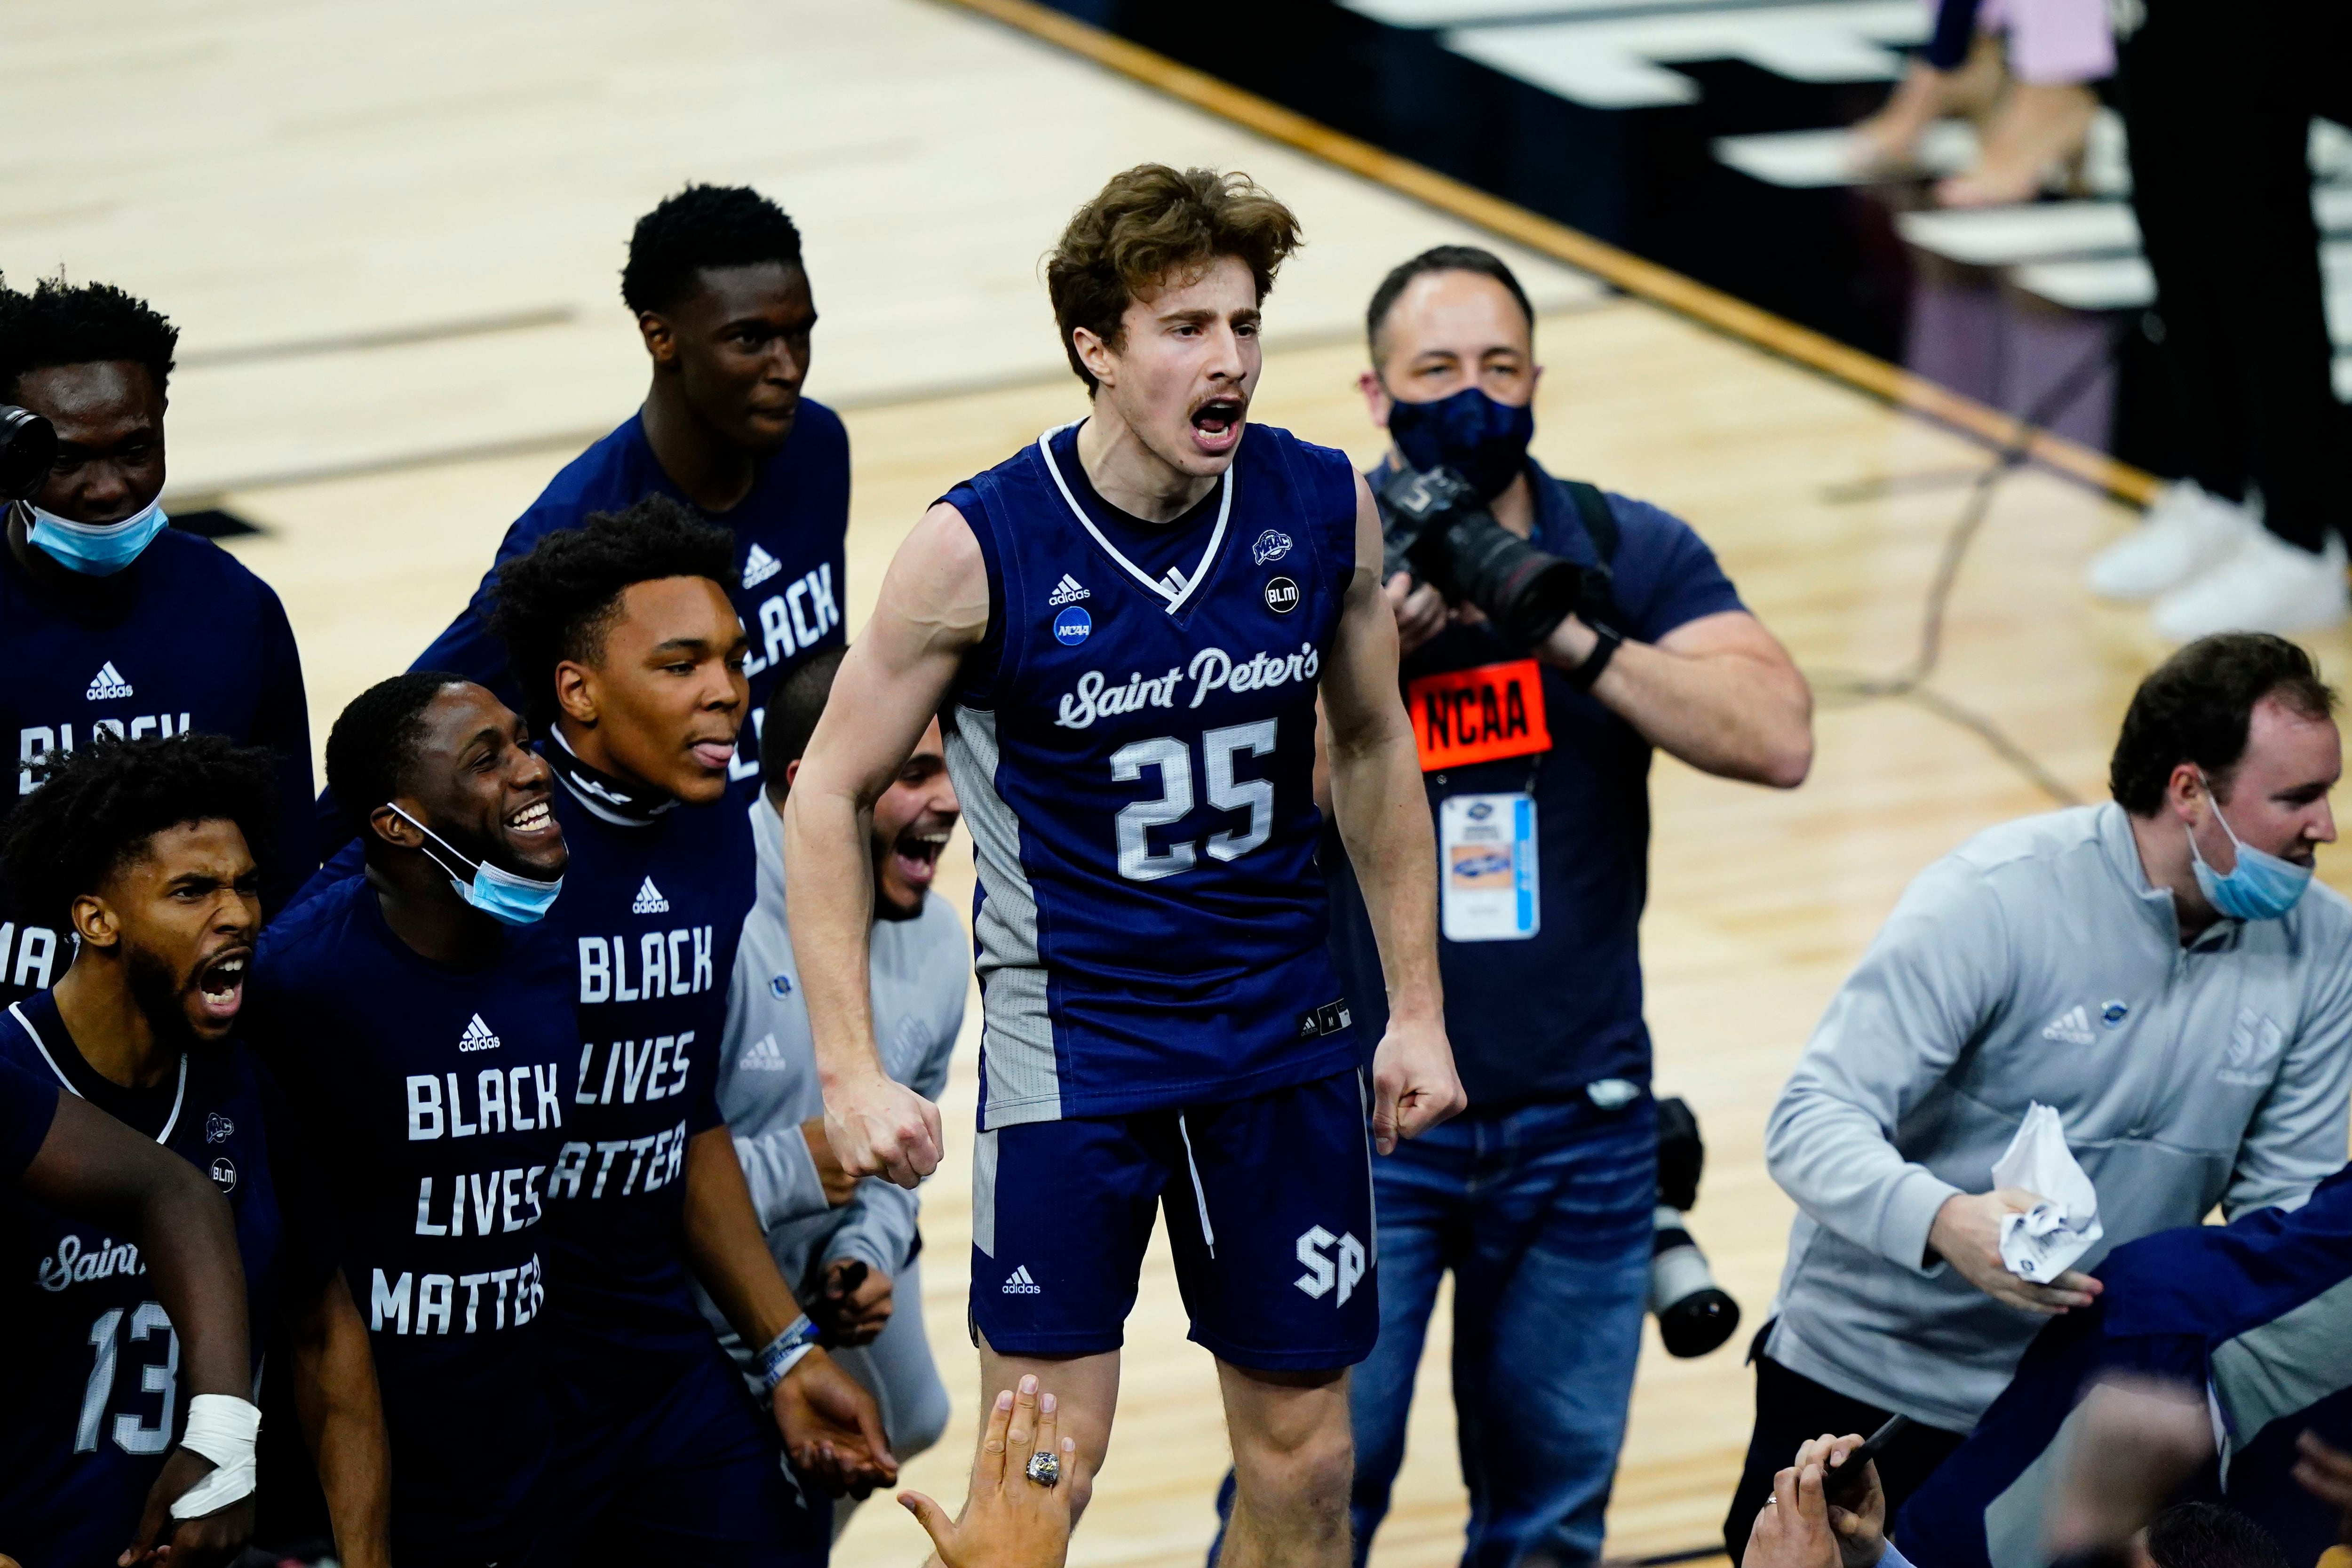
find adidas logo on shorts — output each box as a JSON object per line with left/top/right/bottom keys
{"left": 1048, "top": 573, "right": 1089, "bottom": 606}
{"left": 742, "top": 543, "right": 783, "bottom": 589}
{"left": 740, "top": 1032, "right": 789, "bottom": 1072}
{"left": 457, "top": 1013, "right": 501, "bottom": 1053}
{"left": 1001, "top": 1266, "right": 1041, "bottom": 1296}
{"left": 631, "top": 876, "right": 669, "bottom": 915}
{"left": 86, "top": 661, "right": 134, "bottom": 700}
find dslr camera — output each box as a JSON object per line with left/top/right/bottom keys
{"left": 1650, "top": 1096, "right": 1741, "bottom": 1358}
{"left": 1374, "top": 462, "right": 1605, "bottom": 652}
{"left": 0, "top": 405, "right": 59, "bottom": 500}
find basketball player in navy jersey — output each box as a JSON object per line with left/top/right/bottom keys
{"left": 788, "top": 165, "right": 1462, "bottom": 1563}
{"left": 246, "top": 673, "right": 580, "bottom": 1567}
{"left": 0, "top": 736, "right": 388, "bottom": 1568}
{"left": 0, "top": 280, "right": 315, "bottom": 1006}
{"left": 484, "top": 500, "right": 893, "bottom": 1565}
{"left": 400, "top": 184, "right": 845, "bottom": 805}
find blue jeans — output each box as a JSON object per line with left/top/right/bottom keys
{"left": 1353, "top": 1093, "right": 1655, "bottom": 1568}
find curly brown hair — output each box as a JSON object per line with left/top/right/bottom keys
{"left": 1046, "top": 165, "right": 1303, "bottom": 393}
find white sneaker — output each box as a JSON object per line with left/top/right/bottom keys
{"left": 2085, "top": 481, "right": 2261, "bottom": 601}
{"left": 2150, "top": 529, "right": 2351, "bottom": 641}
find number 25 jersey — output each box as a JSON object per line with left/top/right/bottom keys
{"left": 943, "top": 421, "right": 1360, "bottom": 1130}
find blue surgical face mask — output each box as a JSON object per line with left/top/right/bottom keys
{"left": 2186, "top": 773, "right": 2313, "bottom": 921}
{"left": 24, "top": 494, "right": 170, "bottom": 576}
{"left": 1383, "top": 385, "right": 1536, "bottom": 502}
{"left": 386, "top": 804, "right": 563, "bottom": 926}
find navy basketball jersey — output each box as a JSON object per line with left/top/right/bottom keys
{"left": 942, "top": 421, "right": 1360, "bottom": 1130}
{"left": 249, "top": 875, "right": 577, "bottom": 1547}
{"left": 538, "top": 769, "right": 751, "bottom": 1381}
{"left": 0, "top": 992, "right": 314, "bottom": 1568}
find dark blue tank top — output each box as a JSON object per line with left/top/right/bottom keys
{"left": 0, "top": 993, "right": 298, "bottom": 1567}
{"left": 943, "top": 421, "right": 1361, "bottom": 1129}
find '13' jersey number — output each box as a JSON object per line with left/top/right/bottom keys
{"left": 1109, "top": 720, "right": 1276, "bottom": 882}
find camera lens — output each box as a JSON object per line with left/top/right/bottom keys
{"left": 0, "top": 406, "right": 60, "bottom": 501}
{"left": 1435, "top": 513, "right": 1584, "bottom": 649}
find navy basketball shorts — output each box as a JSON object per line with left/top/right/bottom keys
{"left": 534, "top": 1341, "right": 828, "bottom": 1568}
{"left": 970, "top": 1067, "right": 1377, "bottom": 1372}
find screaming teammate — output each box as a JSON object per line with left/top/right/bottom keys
{"left": 786, "top": 165, "right": 1462, "bottom": 1564}
{"left": 247, "top": 673, "right": 579, "bottom": 1567}
{"left": 0, "top": 735, "right": 388, "bottom": 1568}
{"left": 485, "top": 500, "right": 893, "bottom": 1564}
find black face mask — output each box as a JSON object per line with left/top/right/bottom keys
{"left": 547, "top": 730, "right": 674, "bottom": 828}
{"left": 1384, "top": 385, "right": 1537, "bottom": 501}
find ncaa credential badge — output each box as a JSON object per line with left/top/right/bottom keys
{"left": 1052, "top": 605, "right": 1092, "bottom": 646}
{"left": 1251, "top": 529, "right": 1292, "bottom": 565}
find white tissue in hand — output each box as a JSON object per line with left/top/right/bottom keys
{"left": 1990, "top": 1102, "right": 2103, "bottom": 1283}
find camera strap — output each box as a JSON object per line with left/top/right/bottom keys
{"left": 1557, "top": 479, "right": 1626, "bottom": 636}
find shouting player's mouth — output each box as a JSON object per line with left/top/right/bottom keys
{"left": 890, "top": 826, "right": 952, "bottom": 892}
{"left": 1189, "top": 394, "right": 1247, "bottom": 458}
{"left": 192, "top": 944, "right": 251, "bottom": 1027}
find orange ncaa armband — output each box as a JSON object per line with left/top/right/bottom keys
{"left": 1405, "top": 659, "right": 1551, "bottom": 772}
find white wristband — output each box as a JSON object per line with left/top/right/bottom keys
{"left": 169, "top": 1393, "right": 261, "bottom": 1519}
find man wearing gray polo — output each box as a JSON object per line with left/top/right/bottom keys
{"left": 1726, "top": 632, "right": 2352, "bottom": 1559}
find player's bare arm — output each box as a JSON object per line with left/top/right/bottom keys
{"left": 784, "top": 500, "right": 987, "bottom": 1187}
{"left": 285, "top": 1271, "right": 392, "bottom": 1568}
{"left": 679, "top": 1122, "right": 897, "bottom": 1495}
{"left": 1322, "top": 473, "right": 1464, "bottom": 1153}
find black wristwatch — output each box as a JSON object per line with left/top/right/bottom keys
{"left": 1565, "top": 623, "right": 1623, "bottom": 692}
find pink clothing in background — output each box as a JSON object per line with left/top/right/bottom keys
{"left": 1976, "top": 0, "right": 2116, "bottom": 83}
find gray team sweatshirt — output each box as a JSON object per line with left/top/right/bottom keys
{"left": 1764, "top": 802, "right": 2352, "bottom": 1432}
{"left": 701, "top": 801, "right": 966, "bottom": 1305}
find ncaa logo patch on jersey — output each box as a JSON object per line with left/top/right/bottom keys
{"left": 770, "top": 972, "right": 794, "bottom": 998}
{"left": 1263, "top": 576, "right": 1299, "bottom": 615}
{"left": 1052, "top": 605, "right": 1092, "bottom": 646}
{"left": 1252, "top": 529, "right": 1292, "bottom": 565}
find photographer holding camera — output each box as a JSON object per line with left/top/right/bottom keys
{"left": 1329, "top": 247, "right": 1813, "bottom": 1566}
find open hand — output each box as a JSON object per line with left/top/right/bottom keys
{"left": 774, "top": 1346, "right": 898, "bottom": 1498}
{"left": 823, "top": 1070, "right": 942, "bottom": 1189}
{"left": 1928, "top": 1189, "right": 2102, "bottom": 1315}
{"left": 901, "top": 1376, "right": 1079, "bottom": 1568}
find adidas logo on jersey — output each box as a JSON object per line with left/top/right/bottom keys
{"left": 1159, "top": 567, "right": 1187, "bottom": 596}
{"left": 742, "top": 544, "right": 783, "bottom": 589}
{"left": 1049, "top": 573, "right": 1090, "bottom": 606}
{"left": 86, "top": 662, "right": 134, "bottom": 701}
{"left": 457, "top": 1014, "right": 501, "bottom": 1053}
{"left": 739, "top": 1032, "right": 790, "bottom": 1072}
{"left": 2041, "top": 1005, "right": 2096, "bottom": 1046}
{"left": 1001, "top": 1266, "right": 1041, "bottom": 1296}
{"left": 631, "top": 876, "right": 670, "bottom": 915}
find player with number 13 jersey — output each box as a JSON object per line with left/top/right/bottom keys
{"left": 785, "top": 165, "right": 1463, "bottom": 1560}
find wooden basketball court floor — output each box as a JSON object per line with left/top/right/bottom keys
{"left": 12, "top": 1, "right": 2352, "bottom": 1564}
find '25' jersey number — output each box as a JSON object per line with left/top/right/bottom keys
{"left": 1109, "top": 720, "right": 1277, "bottom": 882}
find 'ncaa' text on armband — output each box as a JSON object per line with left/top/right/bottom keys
{"left": 1056, "top": 642, "right": 1321, "bottom": 731}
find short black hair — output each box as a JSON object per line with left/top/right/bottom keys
{"left": 0, "top": 277, "right": 180, "bottom": 403}
{"left": 1365, "top": 245, "right": 1536, "bottom": 368}
{"left": 1, "top": 733, "right": 277, "bottom": 933}
{"left": 2145, "top": 1503, "right": 2289, "bottom": 1568}
{"left": 2109, "top": 633, "right": 2337, "bottom": 815}
{"left": 763, "top": 645, "right": 848, "bottom": 802}
{"left": 621, "top": 184, "right": 804, "bottom": 316}
{"left": 325, "top": 672, "right": 471, "bottom": 843}
{"left": 488, "top": 495, "right": 738, "bottom": 728}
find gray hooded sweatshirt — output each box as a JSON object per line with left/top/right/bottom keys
{"left": 1764, "top": 802, "right": 2352, "bottom": 1432}
{"left": 703, "top": 800, "right": 966, "bottom": 1301}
